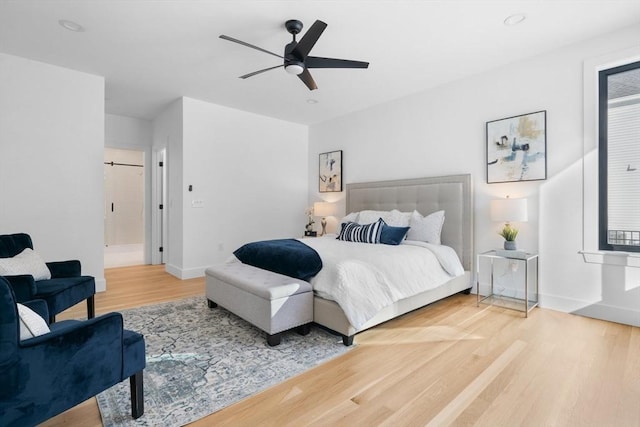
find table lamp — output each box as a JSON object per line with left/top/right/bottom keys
{"left": 313, "top": 202, "right": 335, "bottom": 236}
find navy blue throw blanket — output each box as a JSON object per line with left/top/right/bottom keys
{"left": 233, "top": 239, "right": 322, "bottom": 282}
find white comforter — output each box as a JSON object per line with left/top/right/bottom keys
{"left": 299, "top": 236, "right": 464, "bottom": 329}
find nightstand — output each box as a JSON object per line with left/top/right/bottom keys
{"left": 477, "top": 250, "right": 539, "bottom": 317}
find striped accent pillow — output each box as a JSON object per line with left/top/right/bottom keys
{"left": 337, "top": 218, "right": 383, "bottom": 244}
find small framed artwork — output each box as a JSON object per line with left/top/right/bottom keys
{"left": 486, "top": 110, "right": 547, "bottom": 183}
{"left": 319, "top": 150, "right": 342, "bottom": 192}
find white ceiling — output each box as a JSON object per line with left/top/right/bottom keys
{"left": 1, "top": 1, "right": 639, "bottom": 125}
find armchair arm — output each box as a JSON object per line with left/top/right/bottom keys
{"left": 9, "top": 313, "right": 127, "bottom": 419}
{"left": 22, "top": 312, "right": 123, "bottom": 349}
{"left": 46, "top": 260, "right": 81, "bottom": 278}
{"left": 2, "top": 275, "right": 37, "bottom": 302}
{"left": 22, "top": 299, "right": 49, "bottom": 325}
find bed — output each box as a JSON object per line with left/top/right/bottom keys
{"left": 224, "top": 174, "right": 474, "bottom": 345}
{"left": 309, "top": 174, "right": 474, "bottom": 345}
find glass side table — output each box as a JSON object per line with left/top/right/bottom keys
{"left": 477, "top": 250, "right": 539, "bottom": 317}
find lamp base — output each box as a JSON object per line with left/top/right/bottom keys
{"left": 321, "top": 218, "right": 327, "bottom": 236}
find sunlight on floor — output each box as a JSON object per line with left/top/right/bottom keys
{"left": 359, "top": 325, "right": 484, "bottom": 346}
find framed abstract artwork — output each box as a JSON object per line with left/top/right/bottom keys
{"left": 486, "top": 110, "right": 547, "bottom": 183}
{"left": 319, "top": 150, "right": 342, "bottom": 192}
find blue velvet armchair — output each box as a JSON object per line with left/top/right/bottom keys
{"left": 0, "top": 233, "right": 95, "bottom": 323}
{"left": 0, "top": 276, "right": 145, "bottom": 426}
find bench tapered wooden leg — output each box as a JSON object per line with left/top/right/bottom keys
{"left": 296, "top": 324, "right": 311, "bottom": 336}
{"left": 342, "top": 335, "right": 354, "bottom": 346}
{"left": 267, "top": 333, "right": 282, "bottom": 346}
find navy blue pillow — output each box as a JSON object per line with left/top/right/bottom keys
{"left": 337, "top": 218, "right": 383, "bottom": 244}
{"left": 380, "top": 220, "right": 410, "bottom": 245}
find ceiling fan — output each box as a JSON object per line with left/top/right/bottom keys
{"left": 219, "top": 19, "right": 369, "bottom": 90}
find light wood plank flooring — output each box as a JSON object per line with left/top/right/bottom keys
{"left": 42, "top": 265, "right": 640, "bottom": 426}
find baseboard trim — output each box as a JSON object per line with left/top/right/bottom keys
{"left": 540, "top": 293, "right": 640, "bottom": 327}
{"left": 165, "top": 264, "right": 205, "bottom": 280}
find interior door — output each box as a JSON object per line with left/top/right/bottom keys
{"left": 104, "top": 148, "right": 144, "bottom": 246}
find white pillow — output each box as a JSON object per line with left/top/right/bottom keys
{"left": 0, "top": 248, "right": 51, "bottom": 280}
{"left": 17, "top": 303, "right": 50, "bottom": 340}
{"left": 339, "top": 212, "right": 359, "bottom": 226}
{"left": 387, "top": 209, "right": 411, "bottom": 227}
{"left": 353, "top": 209, "right": 412, "bottom": 228}
{"left": 406, "top": 210, "right": 445, "bottom": 244}
{"left": 357, "top": 210, "right": 388, "bottom": 225}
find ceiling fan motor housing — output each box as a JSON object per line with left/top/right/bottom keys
{"left": 285, "top": 19, "right": 303, "bottom": 35}
{"left": 284, "top": 40, "right": 303, "bottom": 66}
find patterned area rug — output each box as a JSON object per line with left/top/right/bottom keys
{"left": 96, "top": 296, "right": 351, "bottom": 426}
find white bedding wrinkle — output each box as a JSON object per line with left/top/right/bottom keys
{"left": 402, "top": 240, "right": 465, "bottom": 277}
{"left": 299, "top": 236, "right": 462, "bottom": 329}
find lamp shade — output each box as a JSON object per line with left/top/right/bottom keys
{"left": 313, "top": 202, "right": 335, "bottom": 217}
{"left": 490, "top": 197, "right": 528, "bottom": 222}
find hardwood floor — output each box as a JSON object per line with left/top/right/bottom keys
{"left": 42, "top": 265, "right": 639, "bottom": 426}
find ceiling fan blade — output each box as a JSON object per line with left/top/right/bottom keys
{"left": 239, "top": 64, "right": 285, "bottom": 79}
{"left": 305, "top": 56, "right": 369, "bottom": 69}
{"left": 291, "top": 20, "right": 327, "bottom": 60}
{"left": 219, "top": 35, "right": 285, "bottom": 60}
{"left": 298, "top": 68, "right": 318, "bottom": 90}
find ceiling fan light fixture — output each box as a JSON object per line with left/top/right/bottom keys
{"left": 285, "top": 63, "right": 304, "bottom": 75}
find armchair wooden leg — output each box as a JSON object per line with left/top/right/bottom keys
{"left": 87, "top": 295, "right": 95, "bottom": 319}
{"left": 130, "top": 371, "right": 144, "bottom": 419}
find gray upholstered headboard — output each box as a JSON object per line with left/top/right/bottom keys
{"left": 346, "top": 174, "right": 474, "bottom": 272}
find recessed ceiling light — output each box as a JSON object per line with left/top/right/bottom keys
{"left": 306, "top": 99, "right": 319, "bottom": 104}
{"left": 58, "top": 19, "right": 84, "bottom": 32}
{"left": 504, "top": 13, "right": 526, "bottom": 26}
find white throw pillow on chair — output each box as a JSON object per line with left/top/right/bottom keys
{"left": 0, "top": 248, "right": 51, "bottom": 280}
{"left": 17, "top": 303, "right": 50, "bottom": 340}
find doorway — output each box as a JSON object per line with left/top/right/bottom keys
{"left": 104, "top": 148, "right": 145, "bottom": 267}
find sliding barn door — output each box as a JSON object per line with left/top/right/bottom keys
{"left": 104, "top": 148, "right": 144, "bottom": 246}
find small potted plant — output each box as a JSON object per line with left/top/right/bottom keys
{"left": 498, "top": 224, "right": 519, "bottom": 250}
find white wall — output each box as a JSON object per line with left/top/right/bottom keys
{"left": 105, "top": 114, "right": 154, "bottom": 263}
{"left": 105, "top": 114, "right": 152, "bottom": 150}
{"left": 152, "top": 99, "right": 184, "bottom": 272}
{"left": 0, "top": 53, "right": 106, "bottom": 290}
{"left": 175, "top": 97, "right": 308, "bottom": 278}
{"left": 153, "top": 97, "right": 308, "bottom": 279}
{"left": 309, "top": 25, "right": 640, "bottom": 326}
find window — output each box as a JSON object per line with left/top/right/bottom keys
{"left": 598, "top": 61, "right": 640, "bottom": 252}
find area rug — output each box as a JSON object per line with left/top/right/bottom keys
{"left": 96, "top": 296, "right": 351, "bottom": 426}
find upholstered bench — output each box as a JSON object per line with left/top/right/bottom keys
{"left": 205, "top": 262, "right": 313, "bottom": 346}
